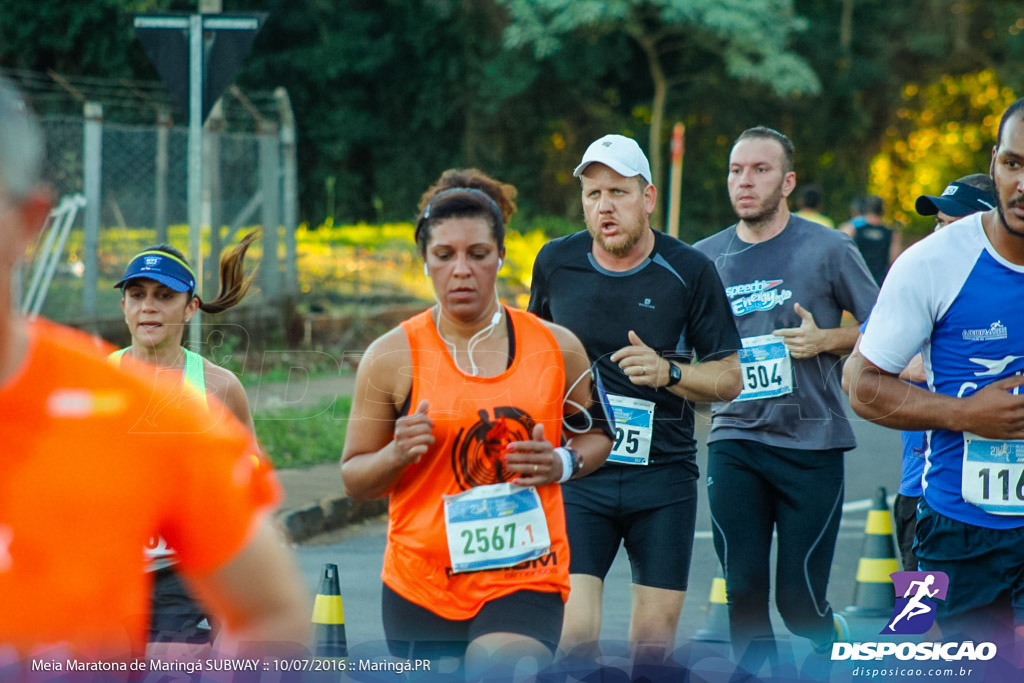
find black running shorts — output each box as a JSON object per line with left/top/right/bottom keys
{"left": 382, "top": 584, "right": 564, "bottom": 660}
{"left": 561, "top": 462, "right": 697, "bottom": 591}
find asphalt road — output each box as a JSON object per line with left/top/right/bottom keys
{"left": 295, "top": 406, "right": 908, "bottom": 672}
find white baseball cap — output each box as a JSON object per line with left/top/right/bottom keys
{"left": 573, "top": 134, "right": 653, "bottom": 184}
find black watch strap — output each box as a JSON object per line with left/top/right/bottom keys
{"left": 568, "top": 447, "right": 584, "bottom": 477}
{"left": 665, "top": 362, "right": 682, "bottom": 388}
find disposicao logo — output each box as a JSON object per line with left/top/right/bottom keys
{"left": 885, "top": 571, "right": 948, "bottom": 635}
{"left": 832, "top": 571, "right": 997, "bottom": 663}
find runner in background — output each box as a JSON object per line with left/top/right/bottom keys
{"left": 694, "top": 126, "right": 878, "bottom": 676}
{"left": 0, "top": 75, "right": 310, "bottom": 662}
{"left": 110, "top": 232, "right": 260, "bottom": 650}
{"left": 341, "top": 169, "right": 611, "bottom": 679}
{"left": 837, "top": 195, "right": 867, "bottom": 234}
{"left": 529, "top": 134, "right": 742, "bottom": 673}
{"left": 848, "top": 99, "right": 1024, "bottom": 646}
{"left": 840, "top": 195, "right": 902, "bottom": 285}
{"left": 794, "top": 184, "right": 835, "bottom": 228}
{"left": 915, "top": 173, "right": 996, "bottom": 230}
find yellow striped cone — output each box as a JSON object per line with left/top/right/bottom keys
{"left": 313, "top": 563, "right": 348, "bottom": 658}
{"left": 844, "top": 487, "right": 900, "bottom": 618}
{"left": 693, "top": 569, "right": 730, "bottom": 642}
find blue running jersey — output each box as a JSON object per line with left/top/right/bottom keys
{"left": 861, "top": 213, "right": 1024, "bottom": 529}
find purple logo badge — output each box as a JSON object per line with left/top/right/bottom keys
{"left": 883, "top": 571, "right": 949, "bottom": 635}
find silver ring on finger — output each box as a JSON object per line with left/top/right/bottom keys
{"left": 533, "top": 464, "right": 538, "bottom": 473}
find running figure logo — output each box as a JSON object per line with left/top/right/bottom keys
{"left": 883, "top": 571, "right": 949, "bottom": 635}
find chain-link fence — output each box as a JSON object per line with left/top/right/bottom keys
{"left": 9, "top": 69, "right": 434, "bottom": 361}
{"left": 28, "top": 106, "right": 297, "bottom": 326}
{"left": 4, "top": 66, "right": 299, "bottom": 329}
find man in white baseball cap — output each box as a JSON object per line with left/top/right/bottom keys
{"left": 530, "top": 134, "right": 742, "bottom": 674}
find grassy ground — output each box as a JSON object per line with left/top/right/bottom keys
{"left": 255, "top": 396, "right": 351, "bottom": 469}
{"left": 238, "top": 358, "right": 343, "bottom": 387}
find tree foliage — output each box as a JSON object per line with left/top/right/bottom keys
{"left": 1, "top": 0, "right": 1022, "bottom": 237}
{"left": 870, "top": 70, "right": 1015, "bottom": 235}
{"left": 499, "top": 0, "right": 820, "bottom": 211}
{"left": 0, "top": 0, "right": 168, "bottom": 77}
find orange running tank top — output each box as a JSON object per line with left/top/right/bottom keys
{"left": 382, "top": 306, "right": 570, "bottom": 619}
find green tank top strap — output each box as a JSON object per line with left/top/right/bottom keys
{"left": 107, "top": 347, "right": 129, "bottom": 365}
{"left": 107, "top": 346, "right": 208, "bottom": 410}
{"left": 182, "top": 347, "right": 208, "bottom": 407}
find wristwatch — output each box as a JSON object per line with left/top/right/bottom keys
{"left": 665, "top": 362, "right": 682, "bottom": 388}
{"left": 567, "top": 447, "right": 584, "bottom": 478}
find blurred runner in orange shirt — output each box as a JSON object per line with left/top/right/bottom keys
{"left": 0, "top": 76, "right": 310, "bottom": 662}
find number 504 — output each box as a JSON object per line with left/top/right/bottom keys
{"left": 744, "top": 363, "right": 783, "bottom": 389}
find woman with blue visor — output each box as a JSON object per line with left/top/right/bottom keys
{"left": 110, "top": 231, "right": 260, "bottom": 653}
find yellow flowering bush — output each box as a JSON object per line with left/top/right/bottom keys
{"left": 869, "top": 70, "right": 1016, "bottom": 235}
{"left": 45, "top": 221, "right": 554, "bottom": 320}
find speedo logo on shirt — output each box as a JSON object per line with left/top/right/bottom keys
{"left": 962, "top": 321, "right": 1008, "bottom": 341}
{"left": 726, "top": 279, "right": 792, "bottom": 316}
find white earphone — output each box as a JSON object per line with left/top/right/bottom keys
{"left": 497, "top": 257, "right": 503, "bottom": 269}
{"left": 424, "top": 263, "right": 429, "bottom": 277}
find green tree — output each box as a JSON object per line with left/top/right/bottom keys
{"left": 0, "top": 0, "right": 169, "bottom": 81}
{"left": 240, "top": 0, "right": 467, "bottom": 221}
{"left": 789, "top": 0, "right": 1023, "bottom": 228}
{"left": 498, "top": 0, "right": 820, "bottom": 222}
{"left": 240, "top": 0, "right": 621, "bottom": 224}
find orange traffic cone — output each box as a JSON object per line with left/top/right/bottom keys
{"left": 313, "top": 563, "right": 348, "bottom": 659}
{"left": 843, "top": 487, "right": 899, "bottom": 618}
{"left": 693, "top": 569, "right": 730, "bottom": 642}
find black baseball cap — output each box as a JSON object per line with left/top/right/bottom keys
{"left": 915, "top": 181, "right": 995, "bottom": 217}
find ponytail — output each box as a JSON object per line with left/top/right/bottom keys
{"left": 198, "top": 229, "right": 261, "bottom": 314}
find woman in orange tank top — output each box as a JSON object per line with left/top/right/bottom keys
{"left": 341, "top": 169, "right": 611, "bottom": 678}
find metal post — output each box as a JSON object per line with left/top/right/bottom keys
{"left": 155, "top": 109, "right": 171, "bottom": 244}
{"left": 82, "top": 101, "right": 103, "bottom": 319}
{"left": 202, "top": 0, "right": 224, "bottom": 297}
{"left": 187, "top": 13, "right": 204, "bottom": 350}
{"left": 260, "top": 119, "right": 280, "bottom": 301}
{"left": 275, "top": 87, "right": 298, "bottom": 295}
{"left": 667, "top": 122, "right": 685, "bottom": 239}
{"left": 22, "top": 200, "right": 66, "bottom": 314}
{"left": 205, "top": 100, "right": 225, "bottom": 294}
{"left": 27, "top": 196, "right": 86, "bottom": 318}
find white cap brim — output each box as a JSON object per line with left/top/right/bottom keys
{"left": 572, "top": 134, "right": 653, "bottom": 184}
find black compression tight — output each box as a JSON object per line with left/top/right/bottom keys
{"left": 707, "top": 439, "right": 844, "bottom": 669}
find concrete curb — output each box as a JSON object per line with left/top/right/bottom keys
{"left": 277, "top": 496, "right": 388, "bottom": 543}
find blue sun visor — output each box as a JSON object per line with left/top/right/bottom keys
{"left": 113, "top": 250, "right": 196, "bottom": 293}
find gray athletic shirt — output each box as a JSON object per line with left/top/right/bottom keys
{"left": 694, "top": 215, "right": 878, "bottom": 451}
